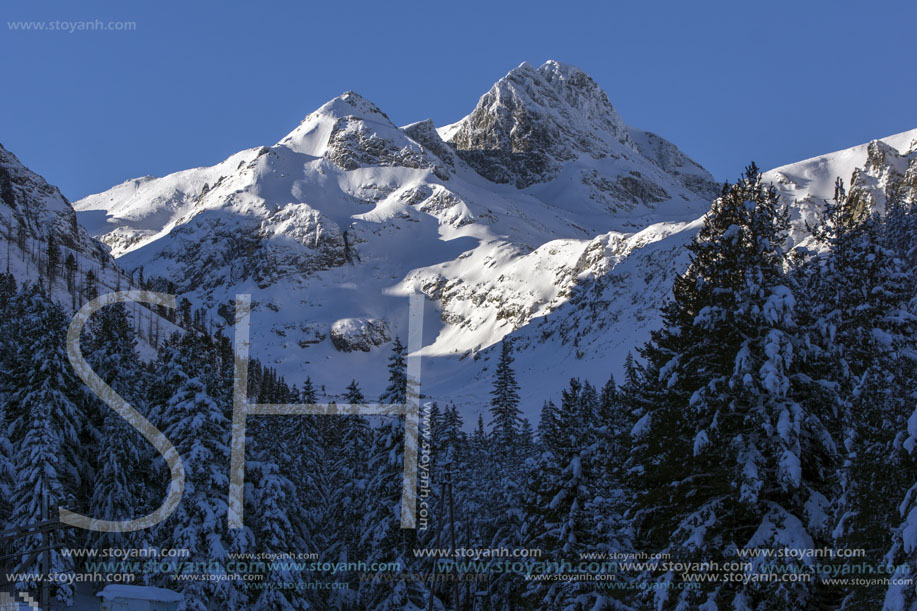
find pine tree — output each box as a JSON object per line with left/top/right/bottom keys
{"left": 630, "top": 165, "right": 837, "bottom": 608}
{"left": 83, "top": 301, "right": 157, "bottom": 551}
{"left": 468, "top": 339, "right": 529, "bottom": 609}
{"left": 83, "top": 267, "right": 97, "bottom": 301}
{"left": 489, "top": 339, "right": 522, "bottom": 457}
{"left": 851, "top": 198, "right": 917, "bottom": 609}
{"left": 523, "top": 379, "right": 630, "bottom": 609}
{"left": 379, "top": 337, "right": 407, "bottom": 405}
{"left": 439, "top": 403, "right": 467, "bottom": 461}
{"left": 64, "top": 253, "right": 76, "bottom": 295}
{"left": 300, "top": 377, "right": 317, "bottom": 404}
{"left": 148, "top": 333, "right": 248, "bottom": 609}
{"left": 345, "top": 378, "right": 365, "bottom": 404}
{"left": 0, "top": 277, "right": 15, "bottom": 519}
{"left": 339, "top": 377, "right": 372, "bottom": 580}
{"left": 358, "top": 339, "right": 427, "bottom": 609}
{"left": 239, "top": 376, "right": 312, "bottom": 609}
{"left": 792, "top": 185, "right": 917, "bottom": 608}
{"left": 3, "top": 287, "right": 83, "bottom": 605}
{"left": 247, "top": 438, "right": 311, "bottom": 610}
{"left": 46, "top": 235, "right": 60, "bottom": 286}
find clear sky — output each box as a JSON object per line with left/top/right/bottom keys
{"left": 2, "top": 0, "right": 915, "bottom": 201}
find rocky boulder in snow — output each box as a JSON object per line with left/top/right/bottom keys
{"left": 329, "top": 317, "right": 391, "bottom": 352}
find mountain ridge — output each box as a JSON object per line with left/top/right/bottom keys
{"left": 62, "top": 61, "right": 916, "bottom": 420}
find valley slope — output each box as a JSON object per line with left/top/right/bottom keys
{"left": 72, "top": 62, "right": 917, "bottom": 422}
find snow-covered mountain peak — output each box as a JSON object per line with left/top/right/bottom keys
{"left": 440, "top": 60, "right": 637, "bottom": 188}
{"left": 536, "top": 60, "right": 627, "bottom": 131}
{"left": 72, "top": 60, "right": 730, "bottom": 404}
{"left": 275, "top": 90, "right": 453, "bottom": 180}
{"left": 1, "top": 143, "right": 111, "bottom": 271}
{"left": 322, "top": 90, "right": 390, "bottom": 119}
{"left": 279, "top": 91, "right": 394, "bottom": 156}
{"left": 295, "top": 91, "right": 393, "bottom": 131}
{"left": 1, "top": 144, "right": 74, "bottom": 217}
{"left": 0, "top": 143, "right": 148, "bottom": 320}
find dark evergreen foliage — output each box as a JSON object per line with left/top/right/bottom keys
{"left": 0, "top": 165, "right": 914, "bottom": 609}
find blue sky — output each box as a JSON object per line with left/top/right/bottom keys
{"left": 2, "top": 0, "right": 915, "bottom": 200}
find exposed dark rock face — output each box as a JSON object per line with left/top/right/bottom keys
{"left": 328, "top": 116, "right": 431, "bottom": 172}
{"left": 152, "top": 205, "right": 348, "bottom": 293}
{"left": 447, "top": 61, "right": 634, "bottom": 188}
{"left": 581, "top": 170, "right": 670, "bottom": 212}
{"left": 627, "top": 128, "right": 722, "bottom": 200}
{"left": 403, "top": 119, "right": 454, "bottom": 180}
{"left": 847, "top": 139, "right": 917, "bottom": 220}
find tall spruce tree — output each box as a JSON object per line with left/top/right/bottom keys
{"left": 0, "top": 273, "right": 18, "bottom": 524}
{"left": 148, "top": 333, "right": 249, "bottom": 610}
{"left": 630, "top": 166, "right": 837, "bottom": 608}
{"left": 358, "top": 339, "right": 427, "bottom": 609}
{"left": 523, "top": 378, "right": 632, "bottom": 609}
{"left": 864, "top": 198, "right": 917, "bottom": 610}
{"left": 82, "top": 301, "right": 158, "bottom": 551}
{"left": 3, "top": 287, "right": 83, "bottom": 605}
{"left": 489, "top": 338, "right": 522, "bottom": 457}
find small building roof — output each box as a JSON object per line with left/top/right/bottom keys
{"left": 97, "top": 585, "right": 183, "bottom": 602}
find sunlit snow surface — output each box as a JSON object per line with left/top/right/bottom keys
{"left": 73, "top": 62, "right": 917, "bottom": 424}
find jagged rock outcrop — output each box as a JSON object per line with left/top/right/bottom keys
{"left": 440, "top": 60, "right": 720, "bottom": 215}
{"left": 764, "top": 128, "right": 917, "bottom": 247}
{"left": 0, "top": 143, "right": 125, "bottom": 305}
{"left": 445, "top": 61, "right": 635, "bottom": 188}
{"left": 403, "top": 119, "right": 455, "bottom": 180}
{"left": 627, "top": 128, "right": 721, "bottom": 200}
{"left": 847, "top": 139, "right": 917, "bottom": 219}
{"left": 0, "top": 144, "right": 110, "bottom": 262}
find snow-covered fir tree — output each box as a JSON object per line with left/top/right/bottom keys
{"left": 0, "top": 272, "right": 19, "bottom": 523}
{"left": 358, "top": 339, "right": 427, "bottom": 609}
{"left": 1, "top": 286, "right": 83, "bottom": 605}
{"left": 81, "top": 300, "right": 160, "bottom": 553}
{"left": 148, "top": 332, "right": 249, "bottom": 610}
{"left": 629, "top": 165, "right": 839, "bottom": 609}
{"left": 489, "top": 338, "right": 523, "bottom": 458}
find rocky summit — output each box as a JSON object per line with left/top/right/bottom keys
{"left": 59, "top": 61, "right": 917, "bottom": 417}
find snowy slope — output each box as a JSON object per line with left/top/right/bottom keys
{"left": 765, "top": 128, "right": 917, "bottom": 204}
{"left": 449, "top": 127, "right": 917, "bottom": 424}
{"left": 764, "top": 128, "right": 917, "bottom": 245}
{"left": 74, "top": 62, "right": 721, "bottom": 411}
{"left": 480, "top": 127, "right": 917, "bottom": 423}
{"left": 1, "top": 142, "right": 128, "bottom": 304}
{"left": 72, "top": 61, "right": 915, "bottom": 423}
{"left": 438, "top": 218, "right": 703, "bottom": 423}
{"left": 0, "top": 143, "right": 175, "bottom": 359}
